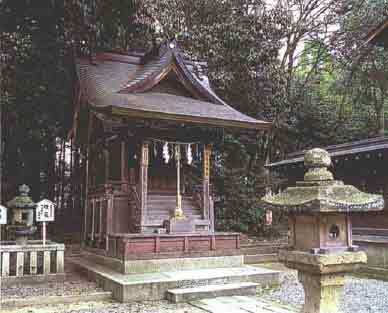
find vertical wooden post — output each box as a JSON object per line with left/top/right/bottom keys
{"left": 2, "top": 252, "right": 9, "bottom": 276}
{"left": 42, "top": 222, "right": 46, "bottom": 246}
{"left": 99, "top": 199, "right": 103, "bottom": 246}
{"left": 43, "top": 250, "right": 51, "bottom": 274}
{"left": 30, "top": 251, "right": 37, "bottom": 275}
{"left": 83, "top": 112, "right": 94, "bottom": 244}
{"left": 203, "top": 144, "right": 211, "bottom": 219}
{"left": 16, "top": 252, "right": 24, "bottom": 276}
{"left": 140, "top": 142, "right": 149, "bottom": 229}
{"left": 56, "top": 249, "right": 64, "bottom": 273}
{"left": 91, "top": 198, "right": 95, "bottom": 241}
{"left": 104, "top": 146, "right": 109, "bottom": 184}
{"left": 174, "top": 145, "right": 183, "bottom": 218}
{"left": 121, "top": 141, "right": 128, "bottom": 192}
{"left": 106, "top": 193, "right": 113, "bottom": 251}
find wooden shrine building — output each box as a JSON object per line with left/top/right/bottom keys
{"left": 70, "top": 40, "right": 270, "bottom": 260}
{"left": 266, "top": 137, "right": 388, "bottom": 237}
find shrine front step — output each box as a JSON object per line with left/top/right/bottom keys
{"left": 68, "top": 257, "right": 280, "bottom": 302}
{"left": 166, "top": 282, "right": 258, "bottom": 303}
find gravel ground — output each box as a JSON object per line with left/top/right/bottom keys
{"left": 263, "top": 272, "right": 388, "bottom": 313}
{"left": 1, "top": 267, "right": 103, "bottom": 299}
{"left": 1, "top": 300, "right": 206, "bottom": 313}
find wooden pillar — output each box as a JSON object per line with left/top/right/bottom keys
{"left": 30, "top": 251, "right": 37, "bottom": 275}
{"left": 43, "top": 251, "right": 51, "bottom": 274}
{"left": 91, "top": 198, "right": 95, "bottom": 241}
{"left": 121, "top": 140, "right": 128, "bottom": 191}
{"left": 104, "top": 146, "right": 109, "bottom": 184}
{"left": 56, "top": 250, "right": 64, "bottom": 273}
{"left": 2, "top": 252, "right": 9, "bottom": 276}
{"left": 99, "top": 199, "right": 103, "bottom": 245}
{"left": 83, "top": 111, "right": 94, "bottom": 244}
{"left": 140, "top": 141, "right": 149, "bottom": 228}
{"left": 106, "top": 193, "right": 113, "bottom": 250}
{"left": 174, "top": 145, "right": 184, "bottom": 218}
{"left": 203, "top": 144, "right": 212, "bottom": 219}
{"left": 16, "top": 252, "right": 24, "bottom": 276}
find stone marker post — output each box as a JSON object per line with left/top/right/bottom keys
{"left": 262, "top": 148, "right": 384, "bottom": 313}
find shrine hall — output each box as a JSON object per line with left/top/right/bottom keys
{"left": 70, "top": 40, "right": 270, "bottom": 261}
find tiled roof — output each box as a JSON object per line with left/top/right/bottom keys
{"left": 76, "top": 42, "right": 271, "bottom": 130}
{"left": 267, "top": 137, "right": 388, "bottom": 168}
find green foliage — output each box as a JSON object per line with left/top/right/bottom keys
{"left": 1, "top": 0, "right": 388, "bottom": 236}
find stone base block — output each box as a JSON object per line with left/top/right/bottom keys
{"left": 299, "top": 271, "right": 345, "bottom": 313}
{"left": 166, "top": 282, "right": 258, "bottom": 303}
{"left": 164, "top": 218, "right": 195, "bottom": 233}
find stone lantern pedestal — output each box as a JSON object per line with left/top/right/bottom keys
{"left": 262, "top": 148, "right": 384, "bottom": 313}
{"left": 280, "top": 250, "right": 366, "bottom": 313}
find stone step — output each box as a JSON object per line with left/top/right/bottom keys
{"left": 147, "top": 213, "right": 201, "bottom": 219}
{"left": 244, "top": 253, "right": 279, "bottom": 264}
{"left": 68, "top": 257, "right": 280, "bottom": 302}
{"left": 166, "top": 282, "right": 258, "bottom": 303}
{"left": 190, "top": 296, "right": 298, "bottom": 313}
{"left": 148, "top": 197, "right": 196, "bottom": 202}
{"left": 147, "top": 209, "right": 201, "bottom": 214}
{"left": 148, "top": 194, "right": 194, "bottom": 199}
{"left": 147, "top": 205, "right": 200, "bottom": 211}
{"left": 240, "top": 246, "right": 285, "bottom": 255}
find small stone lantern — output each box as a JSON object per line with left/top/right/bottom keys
{"left": 262, "top": 148, "right": 384, "bottom": 313}
{"left": 7, "top": 184, "right": 37, "bottom": 245}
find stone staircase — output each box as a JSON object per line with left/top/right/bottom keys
{"left": 147, "top": 192, "right": 202, "bottom": 226}
{"left": 68, "top": 254, "right": 281, "bottom": 302}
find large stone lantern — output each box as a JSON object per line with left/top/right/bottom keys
{"left": 7, "top": 184, "right": 37, "bottom": 245}
{"left": 262, "top": 148, "right": 384, "bottom": 313}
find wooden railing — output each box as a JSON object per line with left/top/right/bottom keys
{"left": 0, "top": 240, "right": 64, "bottom": 279}
{"left": 87, "top": 185, "right": 113, "bottom": 250}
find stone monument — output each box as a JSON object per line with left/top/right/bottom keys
{"left": 262, "top": 148, "right": 384, "bottom": 313}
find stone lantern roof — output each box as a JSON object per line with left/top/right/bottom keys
{"left": 7, "top": 184, "right": 36, "bottom": 209}
{"left": 262, "top": 148, "right": 384, "bottom": 213}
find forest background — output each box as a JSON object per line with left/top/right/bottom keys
{"left": 0, "top": 0, "right": 387, "bottom": 236}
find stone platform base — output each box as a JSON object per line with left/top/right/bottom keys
{"left": 81, "top": 250, "right": 245, "bottom": 274}
{"left": 68, "top": 257, "right": 280, "bottom": 302}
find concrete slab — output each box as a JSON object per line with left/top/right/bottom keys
{"left": 190, "top": 296, "right": 298, "bottom": 313}
{"left": 68, "top": 257, "right": 281, "bottom": 302}
{"left": 166, "top": 282, "right": 258, "bottom": 303}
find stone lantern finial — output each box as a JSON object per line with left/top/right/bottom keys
{"left": 19, "top": 184, "right": 30, "bottom": 196}
{"left": 303, "top": 148, "right": 333, "bottom": 181}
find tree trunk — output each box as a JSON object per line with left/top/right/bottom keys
{"left": 377, "top": 106, "right": 385, "bottom": 137}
